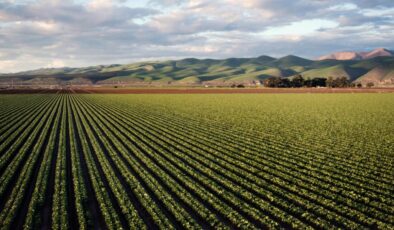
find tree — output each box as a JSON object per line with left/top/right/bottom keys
{"left": 366, "top": 82, "right": 374, "bottom": 88}
{"left": 291, "top": 75, "right": 304, "bottom": 88}
{"left": 307, "top": 77, "right": 314, "bottom": 87}
{"left": 326, "top": 76, "right": 334, "bottom": 88}
{"left": 328, "top": 76, "right": 350, "bottom": 88}
{"left": 356, "top": 83, "right": 362, "bottom": 88}
{"left": 263, "top": 77, "right": 291, "bottom": 88}
{"left": 278, "top": 78, "right": 291, "bottom": 88}
{"left": 312, "top": 78, "right": 327, "bottom": 87}
{"left": 335, "top": 76, "right": 350, "bottom": 88}
{"left": 263, "top": 77, "right": 281, "bottom": 87}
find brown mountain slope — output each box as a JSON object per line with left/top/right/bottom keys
{"left": 355, "top": 66, "right": 394, "bottom": 85}
{"left": 318, "top": 48, "right": 393, "bottom": 61}
{"left": 362, "top": 48, "right": 393, "bottom": 59}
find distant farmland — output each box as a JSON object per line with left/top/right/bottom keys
{"left": 0, "top": 94, "right": 393, "bottom": 229}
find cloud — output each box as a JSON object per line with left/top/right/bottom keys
{"left": 0, "top": 0, "right": 393, "bottom": 72}
{"left": 45, "top": 59, "right": 66, "bottom": 68}
{"left": 148, "top": 0, "right": 184, "bottom": 6}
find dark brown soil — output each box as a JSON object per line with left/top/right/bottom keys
{"left": 0, "top": 87, "right": 393, "bottom": 94}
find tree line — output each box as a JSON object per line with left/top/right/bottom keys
{"left": 262, "top": 75, "right": 373, "bottom": 88}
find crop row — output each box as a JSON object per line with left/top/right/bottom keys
{"left": 0, "top": 93, "right": 393, "bottom": 229}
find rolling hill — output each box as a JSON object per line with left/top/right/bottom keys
{"left": 1, "top": 53, "right": 394, "bottom": 87}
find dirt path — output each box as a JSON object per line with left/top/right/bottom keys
{"left": 1, "top": 87, "right": 394, "bottom": 94}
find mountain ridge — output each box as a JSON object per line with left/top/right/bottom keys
{"left": 1, "top": 51, "right": 394, "bottom": 87}
{"left": 318, "top": 48, "right": 394, "bottom": 61}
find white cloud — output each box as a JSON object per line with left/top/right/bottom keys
{"left": 328, "top": 3, "right": 358, "bottom": 11}
{"left": 0, "top": 0, "right": 393, "bottom": 72}
{"left": 34, "top": 21, "right": 59, "bottom": 32}
{"left": 87, "top": 0, "right": 129, "bottom": 9}
{"left": 0, "top": 60, "right": 17, "bottom": 70}
{"left": 262, "top": 19, "right": 338, "bottom": 36}
{"left": 45, "top": 59, "right": 66, "bottom": 68}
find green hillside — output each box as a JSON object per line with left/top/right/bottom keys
{"left": 302, "top": 64, "right": 363, "bottom": 80}
{"left": 1, "top": 55, "right": 393, "bottom": 86}
{"left": 270, "top": 55, "right": 313, "bottom": 68}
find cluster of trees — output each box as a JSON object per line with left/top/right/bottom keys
{"left": 326, "top": 76, "right": 351, "bottom": 88}
{"left": 230, "top": 84, "right": 246, "bottom": 88}
{"left": 263, "top": 75, "right": 327, "bottom": 88}
{"left": 263, "top": 75, "right": 372, "bottom": 88}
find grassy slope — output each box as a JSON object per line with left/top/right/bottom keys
{"left": 1, "top": 56, "right": 393, "bottom": 85}
{"left": 354, "top": 57, "right": 394, "bottom": 83}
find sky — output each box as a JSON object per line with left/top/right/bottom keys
{"left": 0, "top": 0, "right": 393, "bottom": 72}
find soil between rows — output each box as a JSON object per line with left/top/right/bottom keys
{"left": 0, "top": 87, "right": 394, "bottom": 94}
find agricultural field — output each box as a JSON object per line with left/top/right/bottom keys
{"left": 0, "top": 93, "right": 393, "bottom": 229}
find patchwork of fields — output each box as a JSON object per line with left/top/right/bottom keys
{"left": 0, "top": 94, "right": 393, "bottom": 229}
